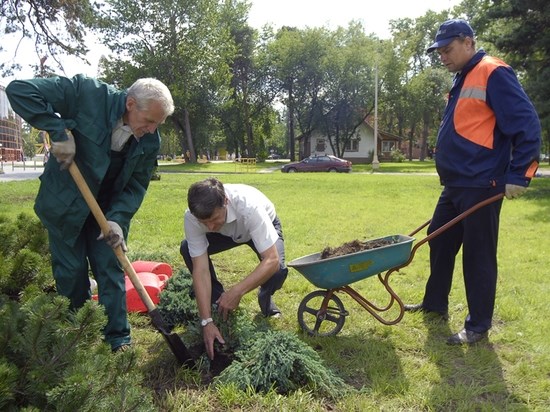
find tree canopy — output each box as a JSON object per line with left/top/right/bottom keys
{"left": 1, "top": 0, "right": 100, "bottom": 76}
{"left": 2, "top": 0, "right": 548, "bottom": 160}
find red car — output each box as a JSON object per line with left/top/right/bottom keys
{"left": 281, "top": 155, "right": 352, "bottom": 173}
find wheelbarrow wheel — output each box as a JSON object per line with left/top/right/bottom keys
{"left": 297, "top": 290, "right": 347, "bottom": 337}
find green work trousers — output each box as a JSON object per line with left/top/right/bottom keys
{"left": 48, "top": 214, "right": 131, "bottom": 350}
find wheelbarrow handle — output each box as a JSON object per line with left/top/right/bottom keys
{"left": 68, "top": 163, "right": 156, "bottom": 312}
{"left": 411, "top": 192, "right": 505, "bottom": 253}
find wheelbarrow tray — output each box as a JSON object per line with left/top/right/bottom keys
{"left": 288, "top": 234, "right": 415, "bottom": 289}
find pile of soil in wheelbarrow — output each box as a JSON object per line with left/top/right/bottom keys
{"left": 320, "top": 238, "right": 395, "bottom": 259}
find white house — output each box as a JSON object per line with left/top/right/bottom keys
{"left": 299, "top": 119, "right": 402, "bottom": 163}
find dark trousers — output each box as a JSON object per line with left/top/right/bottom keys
{"left": 422, "top": 186, "right": 503, "bottom": 333}
{"left": 48, "top": 213, "right": 130, "bottom": 350}
{"left": 180, "top": 216, "right": 288, "bottom": 315}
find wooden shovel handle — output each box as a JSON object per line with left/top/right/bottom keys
{"left": 68, "top": 162, "right": 157, "bottom": 312}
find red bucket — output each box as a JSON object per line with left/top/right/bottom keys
{"left": 130, "top": 260, "right": 173, "bottom": 277}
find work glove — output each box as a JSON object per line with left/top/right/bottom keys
{"left": 97, "top": 221, "right": 128, "bottom": 252}
{"left": 505, "top": 184, "right": 527, "bottom": 200}
{"left": 50, "top": 130, "right": 75, "bottom": 170}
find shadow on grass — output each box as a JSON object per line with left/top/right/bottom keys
{"left": 302, "top": 333, "right": 404, "bottom": 392}
{"left": 420, "top": 315, "right": 529, "bottom": 410}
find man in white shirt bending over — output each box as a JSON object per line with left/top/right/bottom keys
{"left": 180, "top": 177, "right": 288, "bottom": 359}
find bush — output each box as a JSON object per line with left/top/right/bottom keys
{"left": 157, "top": 270, "right": 349, "bottom": 397}
{"left": 215, "top": 330, "right": 350, "bottom": 398}
{"left": 157, "top": 267, "right": 198, "bottom": 330}
{"left": 0, "top": 213, "right": 53, "bottom": 300}
{"left": 390, "top": 149, "right": 406, "bottom": 162}
{"left": 0, "top": 294, "right": 156, "bottom": 411}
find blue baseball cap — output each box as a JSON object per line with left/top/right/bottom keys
{"left": 427, "top": 19, "right": 475, "bottom": 53}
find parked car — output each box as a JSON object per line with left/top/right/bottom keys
{"left": 281, "top": 155, "right": 352, "bottom": 173}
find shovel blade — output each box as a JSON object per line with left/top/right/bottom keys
{"left": 160, "top": 331, "right": 195, "bottom": 367}
{"left": 148, "top": 308, "right": 195, "bottom": 367}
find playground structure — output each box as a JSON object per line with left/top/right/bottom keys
{"left": 0, "top": 85, "right": 51, "bottom": 165}
{"left": 0, "top": 85, "right": 24, "bottom": 162}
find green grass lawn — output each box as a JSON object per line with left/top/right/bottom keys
{"left": 1, "top": 167, "right": 549, "bottom": 411}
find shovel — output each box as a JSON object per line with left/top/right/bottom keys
{"left": 68, "top": 162, "right": 195, "bottom": 367}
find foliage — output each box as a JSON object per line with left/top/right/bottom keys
{"left": 0, "top": 0, "right": 100, "bottom": 76}
{"left": 215, "top": 329, "right": 350, "bottom": 398}
{"left": 475, "top": 0, "right": 550, "bottom": 158}
{"left": 4, "top": 0, "right": 548, "bottom": 164}
{"left": 0, "top": 213, "right": 52, "bottom": 300}
{"left": 157, "top": 268, "right": 198, "bottom": 330}
{"left": 157, "top": 268, "right": 347, "bottom": 396}
{"left": 157, "top": 268, "right": 259, "bottom": 353}
{"left": 96, "top": 0, "right": 237, "bottom": 162}
{"left": 219, "top": 19, "right": 280, "bottom": 159}
{"left": 390, "top": 149, "right": 406, "bottom": 162}
{"left": 0, "top": 294, "right": 155, "bottom": 411}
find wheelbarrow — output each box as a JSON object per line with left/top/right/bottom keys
{"left": 288, "top": 193, "right": 504, "bottom": 337}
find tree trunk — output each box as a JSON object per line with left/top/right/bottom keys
{"left": 420, "top": 112, "right": 431, "bottom": 161}
{"left": 183, "top": 108, "right": 196, "bottom": 163}
{"left": 288, "top": 82, "right": 295, "bottom": 161}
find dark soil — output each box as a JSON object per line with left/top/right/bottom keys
{"left": 189, "top": 343, "right": 235, "bottom": 383}
{"left": 320, "top": 238, "right": 395, "bottom": 259}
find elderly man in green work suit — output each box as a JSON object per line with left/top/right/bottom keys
{"left": 6, "top": 74, "right": 174, "bottom": 351}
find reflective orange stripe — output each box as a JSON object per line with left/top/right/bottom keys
{"left": 526, "top": 161, "right": 539, "bottom": 178}
{"left": 454, "top": 56, "right": 509, "bottom": 149}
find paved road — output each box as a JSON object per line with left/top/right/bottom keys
{"left": 1, "top": 162, "right": 548, "bottom": 182}
{"left": 0, "top": 163, "right": 44, "bottom": 182}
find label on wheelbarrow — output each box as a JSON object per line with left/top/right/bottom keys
{"left": 349, "top": 260, "right": 374, "bottom": 273}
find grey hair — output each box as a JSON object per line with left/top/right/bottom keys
{"left": 127, "top": 78, "right": 175, "bottom": 117}
{"left": 187, "top": 177, "right": 226, "bottom": 220}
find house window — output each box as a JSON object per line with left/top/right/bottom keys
{"left": 382, "top": 141, "right": 395, "bottom": 152}
{"left": 315, "top": 139, "right": 326, "bottom": 152}
{"left": 345, "top": 139, "right": 359, "bottom": 152}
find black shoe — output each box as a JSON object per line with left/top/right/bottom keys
{"left": 404, "top": 303, "right": 449, "bottom": 320}
{"left": 112, "top": 343, "right": 132, "bottom": 353}
{"left": 267, "top": 302, "right": 282, "bottom": 318}
{"left": 258, "top": 290, "right": 281, "bottom": 317}
{"left": 447, "top": 328, "right": 488, "bottom": 345}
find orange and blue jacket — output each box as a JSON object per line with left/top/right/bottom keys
{"left": 435, "top": 50, "right": 541, "bottom": 188}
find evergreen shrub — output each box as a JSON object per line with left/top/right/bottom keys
{"left": 0, "top": 294, "right": 156, "bottom": 411}
{"left": 157, "top": 269, "right": 350, "bottom": 397}
{"left": 0, "top": 213, "right": 53, "bottom": 300}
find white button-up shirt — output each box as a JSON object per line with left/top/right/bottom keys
{"left": 184, "top": 184, "right": 279, "bottom": 258}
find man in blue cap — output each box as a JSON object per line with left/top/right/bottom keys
{"left": 404, "top": 19, "right": 541, "bottom": 344}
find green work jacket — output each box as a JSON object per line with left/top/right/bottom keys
{"left": 6, "top": 75, "right": 160, "bottom": 246}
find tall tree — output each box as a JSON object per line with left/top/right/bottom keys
{"left": 268, "top": 26, "right": 335, "bottom": 160}
{"left": 96, "top": 0, "right": 237, "bottom": 162}
{"left": 320, "top": 23, "right": 379, "bottom": 158}
{"left": 387, "top": 11, "right": 453, "bottom": 159}
{"left": 219, "top": 16, "right": 280, "bottom": 159}
{"left": 477, "top": 0, "right": 550, "bottom": 156}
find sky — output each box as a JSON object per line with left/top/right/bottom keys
{"left": 248, "top": 0, "right": 461, "bottom": 37}
{"left": 1, "top": 0, "right": 460, "bottom": 86}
